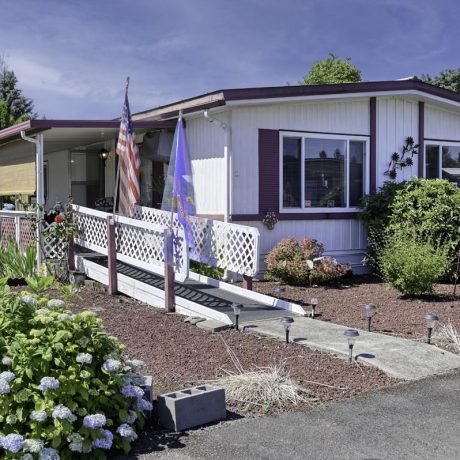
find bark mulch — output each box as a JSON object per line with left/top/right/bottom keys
{"left": 69, "top": 287, "right": 398, "bottom": 417}
{"left": 242, "top": 276, "right": 460, "bottom": 342}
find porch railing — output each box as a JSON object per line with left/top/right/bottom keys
{"left": 134, "top": 205, "right": 260, "bottom": 277}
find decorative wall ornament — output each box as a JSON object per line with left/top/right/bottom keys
{"left": 262, "top": 211, "right": 278, "bottom": 230}
{"left": 384, "top": 136, "right": 419, "bottom": 180}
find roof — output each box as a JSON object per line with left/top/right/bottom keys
{"left": 133, "top": 79, "right": 460, "bottom": 120}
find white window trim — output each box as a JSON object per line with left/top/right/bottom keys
{"left": 425, "top": 141, "right": 460, "bottom": 179}
{"left": 279, "top": 131, "right": 369, "bottom": 213}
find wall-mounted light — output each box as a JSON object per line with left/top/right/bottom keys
{"left": 99, "top": 148, "right": 112, "bottom": 160}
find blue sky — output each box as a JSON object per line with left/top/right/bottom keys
{"left": 0, "top": 0, "right": 458, "bottom": 119}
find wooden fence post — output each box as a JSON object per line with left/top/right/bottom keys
{"left": 67, "top": 237, "right": 75, "bottom": 272}
{"left": 107, "top": 216, "right": 118, "bottom": 295}
{"left": 243, "top": 274, "right": 253, "bottom": 291}
{"left": 164, "top": 228, "right": 175, "bottom": 312}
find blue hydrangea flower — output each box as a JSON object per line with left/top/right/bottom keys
{"left": 2, "top": 356, "right": 12, "bottom": 366}
{"left": 0, "top": 371, "right": 15, "bottom": 382}
{"left": 116, "top": 423, "right": 138, "bottom": 441}
{"left": 0, "top": 433, "right": 23, "bottom": 453}
{"left": 38, "top": 377, "right": 60, "bottom": 392}
{"left": 92, "top": 429, "right": 113, "bottom": 450}
{"left": 23, "top": 438, "right": 44, "bottom": 453}
{"left": 83, "top": 413, "right": 106, "bottom": 429}
{"left": 122, "top": 373, "right": 145, "bottom": 386}
{"left": 137, "top": 398, "right": 153, "bottom": 412}
{"left": 122, "top": 384, "right": 144, "bottom": 399}
{"left": 38, "top": 447, "right": 60, "bottom": 460}
{"left": 30, "top": 410, "right": 48, "bottom": 422}
{"left": 47, "top": 299, "right": 65, "bottom": 309}
{"left": 76, "top": 353, "right": 93, "bottom": 364}
{"left": 127, "top": 410, "right": 137, "bottom": 424}
{"left": 0, "top": 378, "right": 11, "bottom": 394}
{"left": 52, "top": 404, "right": 77, "bottom": 422}
{"left": 67, "top": 433, "right": 84, "bottom": 453}
{"left": 20, "top": 454, "right": 34, "bottom": 460}
{"left": 102, "top": 359, "right": 122, "bottom": 372}
{"left": 20, "top": 295, "right": 37, "bottom": 306}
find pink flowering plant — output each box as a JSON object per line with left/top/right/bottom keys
{"left": 0, "top": 280, "right": 150, "bottom": 459}
{"left": 265, "top": 237, "right": 349, "bottom": 286}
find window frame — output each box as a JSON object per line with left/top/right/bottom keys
{"left": 424, "top": 141, "right": 460, "bottom": 179}
{"left": 279, "top": 131, "right": 369, "bottom": 213}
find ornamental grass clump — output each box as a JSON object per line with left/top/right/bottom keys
{"left": 0, "top": 281, "right": 151, "bottom": 459}
{"left": 265, "top": 237, "right": 349, "bottom": 286}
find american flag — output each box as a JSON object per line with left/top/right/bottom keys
{"left": 116, "top": 83, "right": 140, "bottom": 217}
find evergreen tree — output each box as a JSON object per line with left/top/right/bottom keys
{"left": 422, "top": 68, "right": 460, "bottom": 93}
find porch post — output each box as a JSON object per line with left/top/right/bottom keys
{"left": 243, "top": 274, "right": 253, "bottom": 291}
{"left": 106, "top": 216, "right": 118, "bottom": 295}
{"left": 163, "top": 228, "right": 175, "bottom": 312}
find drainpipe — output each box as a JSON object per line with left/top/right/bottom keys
{"left": 204, "top": 110, "right": 233, "bottom": 281}
{"left": 20, "top": 131, "right": 44, "bottom": 270}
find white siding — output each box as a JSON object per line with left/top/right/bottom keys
{"left": 425, "top": 105, "right": 460, "bottom": 141}
{"left": 376, "top": 97, "right": 419, "bottom": 186}
{"left": 186, "top": 114, "right": 229, "bottom": 215}
{"left": 44, "top": 150, "right": 70, "bottom": 210}
{"left": 231, "top": 99, "right": 370, "bottom": 214}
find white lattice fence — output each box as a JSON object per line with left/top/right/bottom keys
{"left": 73, "top": 205, "right": 187, "bottom": 277}
{"left": 134, "top": 206, "right": 260, "bottom": 277}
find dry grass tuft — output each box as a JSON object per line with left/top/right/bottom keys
{"left": 434, "top": 321, "right": 460, "bottom": 354}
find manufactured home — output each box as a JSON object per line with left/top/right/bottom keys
{"left": 0, "top": 78, "right": 460, "bottom": 273}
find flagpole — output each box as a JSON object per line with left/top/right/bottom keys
{"left": 113, "top": 77, "right": 130, "bottom": 216}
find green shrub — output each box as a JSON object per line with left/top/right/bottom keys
{"left": 190, "top": 260, "right": 224, "bottom": 280}
{"left": 265, "top": 237, "right": 349, "bottom": 286}
{"left": 377, "top": 234, "right": 449, "bottom": 295}
{"left": 0, "top": 239, "right": 36, "bottom": 280}
{"left": 0, "top": 281, "right": 150, "bottom": 458}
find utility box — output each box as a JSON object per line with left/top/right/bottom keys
{"left": 158, "top": 384, "right": 226, "bottom": 431}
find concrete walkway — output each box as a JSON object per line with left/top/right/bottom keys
{"left": 241, "top": 316, "right": 460, "bottom": 380}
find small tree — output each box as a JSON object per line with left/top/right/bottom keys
{"left": 422, "top": 69, "right": 460, "bottom": 93}
{"left": 299, "top": 53, "right": 362, "bottom": 85}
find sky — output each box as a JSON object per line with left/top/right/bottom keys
{"left": 0, "top": 0, "right": 459, "bottom": 119}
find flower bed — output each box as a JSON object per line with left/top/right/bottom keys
{"left": 0, "top": 282, "right": 152, "bottom": 459}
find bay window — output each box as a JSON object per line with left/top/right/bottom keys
{"left": 425, "top": 143, "right": 460, "bottom": 187}
{"left": 281, "top": 132, "right": 367, "bottom": 211}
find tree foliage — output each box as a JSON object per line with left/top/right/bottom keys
{"left": 0, "top": 57, "right": 35, "bottom": 130}
{"left": 421, "top": 68, "right": 460, "bottom": 93}
{"left": 299, "top": 53, "right": 362, "bottom": 85}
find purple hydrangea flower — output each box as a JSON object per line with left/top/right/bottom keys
{"left": 92, "top": 429, "right": 113, "bottom": 450}
{"left": 0, "top": 371, "right": 15, "bottom": 382}
{"left": 137, "top": 398, "right": 153, "bottom": 412}
{"left": 38, "top": 377, "right": 60, "bottom": 392}
{"left": 126, "top": 410, "right": 137, "bottom": 424}
{"left": 122, "top": 384, "right": 144, "bottom": 399}
{"left": 0, "top": 378, "right": 11, "bottom": 394}
{"left": 83, "top": 413, "right": 106, "bottom": 429}
{"left": 20, "top": 454, "right": 34, "bottom": 460}
{"left": 30, "top": 410, "right": 48, "bottom": 422}
{"left": 0, "top": 433, "right": 23, "bottom": 453}
{"left": 52, "top": 404, "right": 76, "bottom": 422}
{"left": 116, "top": 423, "right": 137, "bottom": 441}
{"left": 38, "top": 447, "right": 60, "bottom": 460}
{"left": 102, "top": 359, "right": 122, "bottom": 372}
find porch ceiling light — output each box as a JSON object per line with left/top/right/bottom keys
{"left": 281, "top": 316, "right": 294, "bottom": 343}
{"left": 363, "top": 303, "right": 377, "bottom": 332}
{"left": 231, "top": 303, "right": 243, "bottom": 331}
{"left": 99, "top": 148, "right": 111, "bottom": 160}
{"left": 424, "top": 313, "right": 439, "bottom": 344}
{"left": 344, "top": 329, "right": 359, "bottom": 363}
{"left": 309, "top": 298, "right": 319, "bottom": 319}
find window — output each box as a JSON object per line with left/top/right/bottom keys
{"left": 281, "top": 132, "right": 367, "bottom": 210}
{"left": 425, "top": 143, "right": 460, "bottom": 187}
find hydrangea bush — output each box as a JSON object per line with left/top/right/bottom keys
{"left": 0, "top": 281, "right": 150, "bottom": 459}
{"left": 265, "top": 237, "right": 349, "bottom": 286}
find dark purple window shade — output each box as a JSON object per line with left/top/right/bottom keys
{"left": 258, "top": 129, "right": 280, "bottom": 214}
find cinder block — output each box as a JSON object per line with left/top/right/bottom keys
{"left": 196, "top": 320, "right": 230, "bottom": 332}
{"left": 139, "top": 375, "right": 153, "bottom": 403}
{"left": 158, "top": 384, "right": 226, "bottom": 431}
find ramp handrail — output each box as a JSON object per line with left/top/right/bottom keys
{"left": 134, "top": 205, "right": 260, "bottom": 277}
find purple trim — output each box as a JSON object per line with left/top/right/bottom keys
{"left": 279, "top": 128, "right": 369, "bottom": 137}
{"left": 418, "top": 102, "right": 425, "bottom": 177}
{"left": 232, "top": 212, "right": 359, "bottom": 221}
{"left": 425, "top": 138, "right": 460, "bottom": 143}
{"left": 258, "top": 129, "right": 280, "bottom": 214}
{"left": 369, "top": 97, "right": 377, "bottom": 193}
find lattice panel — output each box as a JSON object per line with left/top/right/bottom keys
{"left": 134, "top": 205, "right": 260, "bottom": 276}
{"left": 0, "top": 217, "right": 16, "bottom": 247}
{"left": 20, "top": 218, "right": 36, "bottom": 252}
{"left": 41, "top": 222, "right": 66, "bottom": 260}
{"left": 73, "top": 211, "right": 108, "bottom": 254}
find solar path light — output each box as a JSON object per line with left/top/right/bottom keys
{"left": 281, "top": 316, "right": 294, "bottom": 343}
{"left": 363, "top": 304, "right": 377, "bottom": 332}
{"left": 344, "top": 329, "right": 359, "bottom": 363}
{"left": 309, "top": 298, "right": 319, "bottom": 319}
{"left": 424, "top": 313, "right": 439, "bottom": 344}
{"left": 231, "top": 303, "right": 243, "bottom": 331}
{"left": 275, "top": 287, "right": 285, "bottom": 299}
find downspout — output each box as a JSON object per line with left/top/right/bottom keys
{"left": 203, "top": 110, "right": 232, "bottom": 222}
{"left": 20, "top": 131, "right": 44, "bottom": 269}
